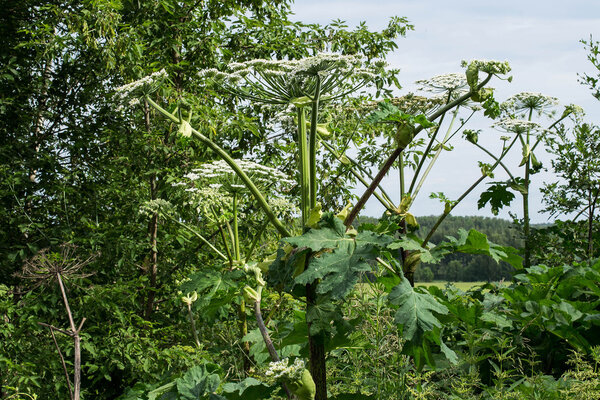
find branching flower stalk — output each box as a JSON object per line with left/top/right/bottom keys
{"left": 422, "top": 133, "right": 521, "bottom": 248}
{"left": 17, "top": 245, "right": 95, "bottom": 400}
{"left": 344, "top": 60, "right": 507, "bottom": 227}
{"left": 197, "top": 53, "right": 383, "bottom": 400}
{"left": 318, "top": 136, "right": 396, "bottom": 212}
{"left": 497, "top": 92, "right": 568, "bottom": 268}
{"left": 145, "top": 97, "right": 291, "bottom": 237}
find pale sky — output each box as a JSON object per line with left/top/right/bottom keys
{"left": 291, "top": 0, "right": 600, "bottom": 223}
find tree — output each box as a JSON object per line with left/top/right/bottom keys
{"left": 542, "top": 123, "right": 600, "bottom": 260}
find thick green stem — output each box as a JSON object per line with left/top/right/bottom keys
{"left": 297, "top": 106, "right": 311, "bottom": 227}
{"left": 399, "top": 152, "right": 405, "bottom": 201}
{"left": 422, "top": 134, "right": 520, "bottom": 248}
{"left": 233, "top": 192, "right": 241, "bottom": 262}
{"left": 309, "top": 77, "right": 321, "bottom": 209}
{"left": 146, "top": 97, "right": 290, "bottom": 237}
{"left": 523, "top": 108, "right": 533, "bottom": 269}
{"left": 187, "top": 304, "right": 201, "bottom": 348}
{"left": 412, "top": 107, "right": 459, "bottom": 200}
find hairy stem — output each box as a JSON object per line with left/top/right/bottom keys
{"left": 146, "top": 97, "right": 290, "bottom": 237}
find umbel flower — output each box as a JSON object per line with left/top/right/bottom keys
{"left": 501, "top": 92, "right": 559, "bottom": 116}
{"left": 492, "top": 118, "right": 544, "bottom": 134}
{"left": 198, "top": 53, "right": 384, "bottom": 105}
{"left": 185, "top": 159, "right": 295, "bottom": 191}
{"left": 113, "top": 69, "right": 168, "bottom": 111}
{"left": 416, "top": 73, "right": 468, "bottom": 93}
{"left": 178, "top": 159, "right": 297, "bottom": 219}
{"left": 265, "top": 358, "right": 306, "bottom": 381}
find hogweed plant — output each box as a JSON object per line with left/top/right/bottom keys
{"left": 323, "top": 60, "right": 517, "bottom": 284}
{"left": 113, "top": 55, "right": 558, "bottom": 399}
{"left": 477, "top": 93, "right": 583, "bottom": 268}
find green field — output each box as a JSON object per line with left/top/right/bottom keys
{"left": 416, "top": 281, "right": 492, "bottom": 291}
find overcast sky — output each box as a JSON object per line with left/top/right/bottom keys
{"left": 290, "top": 0, "right": 600, "bottom": 223}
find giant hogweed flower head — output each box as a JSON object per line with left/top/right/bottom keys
{"left": 187, "top": 159, "right": 295, "bottom": 191}
{"left": 265, "top": 358, "right": 306, "bottom": 381}
{"left": 492, "top": 118, "right": 544, "bottom": 134}
{"left": 198, "top": 53, "right": 382, "bottom": 105}
{"left": 562, "top": 104, "right": 585, "bottom": 120}
{"left": 501, "top": 92, "right": 559, "bottom": 116}
{"left": 416, "top": 73, "right": 468, "bottom": 93}
{"left": 461, "top": 59, "right": 511, "bottom": 92}
{"left": 114, "top": 69, "right": 168, "bottom": 111}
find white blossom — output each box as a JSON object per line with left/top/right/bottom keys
{"left": 139, "top": 199, "right": 173, "bottom": 217}
{"left": 501, "top": 92, "right": 559, "bottom": 115}
{"left": 197, "top": 53, "right": 379, "bottom": 105}
{"left": 115, "top": 69, "right": 167, "bottom": 99}
{"left": 461, "top": 59, "right": 511, "bottom": 75}
{"left": 416, "top": 73, "right": 467, "bottom": 92}
{"left": 189, "top": 159, "right": 294, "bottom": 187}
{"left": 492, "top": 118, "right": 544, "bottom": 134}
{"left": 265, "top": 358, "right": 305, "bottom": 381}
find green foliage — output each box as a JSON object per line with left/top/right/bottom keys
{"left": 388, "top": 278, "right": 456, "bottom": 370}
{"left": 269, "top": 213, "right": 392, "bottom": 301}
{"left": 478, "top": 181, "right": 517, "bottom": 215}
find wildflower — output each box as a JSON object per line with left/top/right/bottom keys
{"left": 198, "top": 53, "right": 379, "bottom": 105}
{"left": 562, "top": 104, "right": 585, "bottom": 119}
{"left": 181, "top": 291, "right": 198, "bottom": 306}
{"left": 188, "top": 159, "right": 295, "bottom": 188}
{"left": 139, "top": 199, "right": 173, "bottom": 217}
{"left": 461, "top": 59, "right": 511, "bottom": 76}
{"left": 492, "top": 118, "right": 544, "bottom": 134}
{"left": 265, "top": 358, "right": 306, "bottom": 381}
{"left": 501, "top": 92, "right": 559, "bottom": 116}
{"left": 113, "top": 69, "right": 168, "bottom": 110}
{"left": 416, "top": 73, "right": 468, "bottom": 93}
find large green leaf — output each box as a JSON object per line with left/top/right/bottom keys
{"left": 222, "top": 377, "right": 274, "bottom": 400}
{"left": 389, "top": 278, "right": 448, "bottom": 341}
{"left": 176, "top": 363, "right": 222, "bottom": 400}
{"left": 277, "top": 213, "right": 392, "bottom": 300}
{"left": 478, "top": 182, "right": 516, "bottom": 215}
{"left": 295, "top": 239, "right": 374, "bottom": 300}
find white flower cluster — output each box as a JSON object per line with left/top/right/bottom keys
{"left": 265, "top": 358, "right": 305, "bottom": 381}
{"left": 562, "top": 103, "right": 585, "bottom": 119}
{"left": 183, "top": 186, "right": 232, "bottom": 217}
{"left": 416, "top": 73, "right": 467, "bottom": 92}
{"left": 188, "top": 159, "right": 294, "bottom": 187}
{"left": 501, "top": 92, "right": 559, "bottom": 115}
{"left": 139, "top": 198, "right": 173, "bottom": 217}
{"left": 492, "top": 118, "right": 543, "bottom": 134}
{"left": 198, "top": 53, "right": 380, "bottom": 104}
{"left": 114, "top": 69, "right": 167, "bottom": 111}
{"left": 227, "top": 53, "right": 367, "bottom": 78}
{"left": 461, "top": 59, "right": 511, "bottom": 75}
{"left": 268, "top": 196, "right": 300, "bottom": 217}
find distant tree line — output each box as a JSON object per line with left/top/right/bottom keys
{"left": 357, "top": 214, "right": 523, "bottom": 282}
